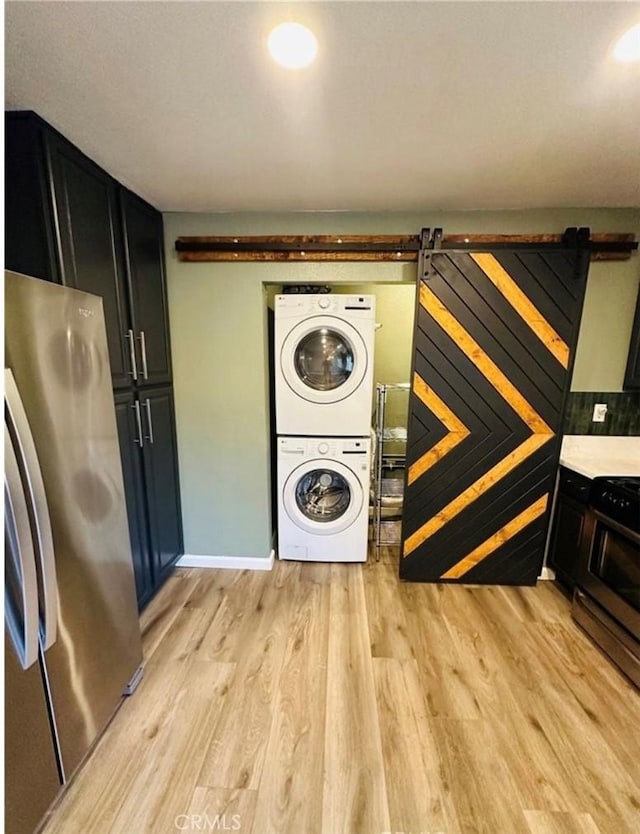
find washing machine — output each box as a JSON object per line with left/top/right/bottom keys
{"left": 274, "top": 294, "right": 376, "bottom": 436}
{"left": 277, "top": 435, "right": 371, "bottom": 562}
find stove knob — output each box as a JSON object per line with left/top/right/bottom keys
{"left": 318, "top": 442, "right": 330, "bottom": 455}
{"left": 318, "top": 297, "right": 330, "bottom": 310}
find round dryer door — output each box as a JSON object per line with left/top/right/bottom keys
{"left": 283, "top": 459, "right": 364, "bottom": 535}
{"left": 280, "top": 315, "right": 368, "bottom": 404}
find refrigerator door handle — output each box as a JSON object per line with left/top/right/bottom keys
{"left": 132, "top": 400, "right": 144, "bottom": 447}
{"left": 137, "top": 331, "right": 149, "bottom": 380}
{"left": 126, "top": 329, "right": 138, "bottom": 381}
{"left": 4, "top": 369, "right": 58, "bottom": 651}
{"left": 144, "top": 398, "right": 154, "bottom": 444}
{"left": 5, "top": 423, "right": 40, "bottom": 669}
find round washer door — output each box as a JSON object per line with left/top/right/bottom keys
{"left": 280, "top": 315, "right": 368, "bottom": 404}
{"left": 283, "top": 458, "right": 364, "bottom": 535}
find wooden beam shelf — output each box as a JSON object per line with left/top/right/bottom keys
{"left": 175, "top": 232, "right": 637, "bottom": 263}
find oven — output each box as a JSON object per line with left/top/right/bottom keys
{"left": 572, "top": 476, "right": 640, "bottom": 688}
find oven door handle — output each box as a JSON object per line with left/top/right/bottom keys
{"left": 591, "top": 508, "right": 640, "bottom": 545}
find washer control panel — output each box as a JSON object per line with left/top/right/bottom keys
{"left": 275, "top": 294, "right": 375, "bottom": 317}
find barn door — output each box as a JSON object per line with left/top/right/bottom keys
{"left": 400, "top": 231, "right": 589, "bottom": 585}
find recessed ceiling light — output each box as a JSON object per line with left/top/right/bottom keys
{"left": 613, "top": 22, "right": 640, "bottom": 63}
{"left": 268, "top": 22, "right": 318, "bottom": 70}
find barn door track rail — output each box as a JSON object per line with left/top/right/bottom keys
{"left": 175, "top": 230, "right": 637, "bottom": 263}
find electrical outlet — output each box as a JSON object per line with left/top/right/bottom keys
{"left": 592, "top": 403, "right": 607, "bottom": 422}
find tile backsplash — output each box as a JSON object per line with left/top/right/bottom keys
{"left": 564, "top": 391, "right": 640, "bottom": 436}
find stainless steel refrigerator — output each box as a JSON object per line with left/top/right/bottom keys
{"left": 5, "top": 270, "right": 143, "bottom": 834}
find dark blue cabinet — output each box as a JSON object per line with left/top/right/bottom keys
{"left": 548, "top": 467, "right": 591, "bottom": 591}
{"left": 114, "top": 391, "right": 154, "bottom": 608}
{"left": 139, "top": 386, "right": 184, "bottom": 587}
{"left": 120, "top": 190, "right": 173, "bottom": 387}
{"left": 48, "top": 130, "right": 132, "bottom": 389}
{"left": 6, "top": 112, "right": 132, "bottom": 388}
{"left": 114, "top": 387, "right": 183, "bottom": 608}
{"left": 6, "top": 111, "right": 183, "bottom": 608}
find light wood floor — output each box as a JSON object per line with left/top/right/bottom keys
{"left": 42, "top": 550, "right": 640, "bottom": 834}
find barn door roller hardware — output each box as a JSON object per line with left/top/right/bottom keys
{"left": 419, "top": 228, "right": 442, "bottom": 282}
{"left": 563, "top": 226, "right": 592, "bottom": 279}
{"left": 419, "top": 226, "right": 597, "bottom": 282}
{"left": 175, "top": 231, "right": 637, "bottom": 262}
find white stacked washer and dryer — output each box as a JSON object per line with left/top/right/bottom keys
{"left": 274, "top": 293, "right": 376, "bottom": 562}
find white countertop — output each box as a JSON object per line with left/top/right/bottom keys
{"left": 560, "top": 435, "right": 640, "bottom": 479}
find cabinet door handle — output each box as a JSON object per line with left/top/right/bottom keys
{"left": 126, "top": 330, "right": 138, "bottom": 381}
{"left": 132, "top": 401, "right": 144, "bottom": 447}
{"left": 144, "top": 398, "right": 154, "bottom": 444}
{"left": 138, "top": 331, "right": 149, "bottom": 380}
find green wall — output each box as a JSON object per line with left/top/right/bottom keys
{"left": 336, "top": 283, "right": 416, "bottom": 388}
{"left": 336, "top": 282, "right": 415, "bottom": 428}
{"left": 571, "top": 260, "right": 639, "bottom": 390}
{"left": 163, "top": 209, "right": 639, "bottom": 559}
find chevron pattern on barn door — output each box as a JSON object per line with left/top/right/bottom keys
{"left": 400, "top": 248, "right": 587, "bottom": 585}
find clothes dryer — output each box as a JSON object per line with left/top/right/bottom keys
{"left": 274, "top": 294, "right": 375, "bottom": 436}
{"left": 277, "top": 436, "right": 371, "bottom": 562}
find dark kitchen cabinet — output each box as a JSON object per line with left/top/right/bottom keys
{"left": 139, "top": 386, "right": 184, "bottom": 587}
{"left": 48, "top": 131, "right": 132, "bottom": 389}
{"left": 5, "top": 111, "right": 173, "bottom": 391}
{"left": 114, "top": 391, "right": 154, "bottom": 608}
{"left": 547, "top": 467, "right": 591, "bottom": 591}
{"left": 6, "top": 111, "right": 183, "bottom": 608}
{"left": 6, "top": 112, "right": 131, "bottom": 388}
{"left": 120, "top": 189, "right": 173, "bottom": 387}
{"left": 114, "top": 387, "right": 183, "bottom": 608}
{"left": 623, "top": 287, "right": 640, "bottom": 390}
{"left": 5, "top": 112, "right": 59, "bottom": 284}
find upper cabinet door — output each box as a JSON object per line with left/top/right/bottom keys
{"left": 5, "top": 113, "right": 60, "bottom": 283}
{"left": 46, "top": 133, "right": 132, "bottom": 389}
{"left": 121, "top": 190, "right": 172, "bottom": 387}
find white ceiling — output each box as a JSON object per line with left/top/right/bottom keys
{"left": 5, "top": 1, "right": 640, "bottom": 213}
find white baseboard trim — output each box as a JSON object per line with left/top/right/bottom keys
{"left": 538, "top": 566, "right": 556, "bottom": 581}
{"left": 177, "top": 550, "right": 275, "bottom": 571}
